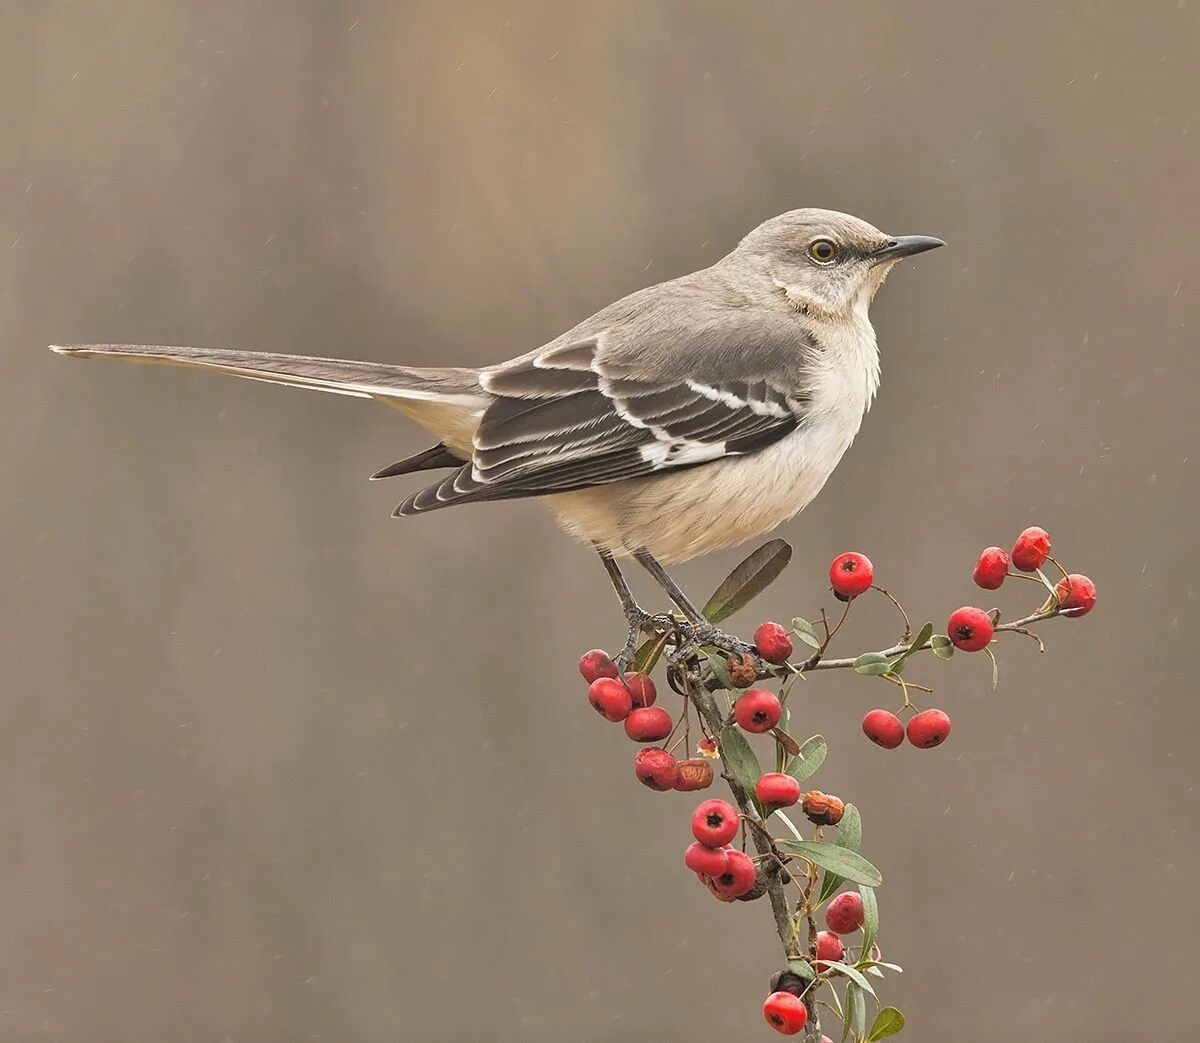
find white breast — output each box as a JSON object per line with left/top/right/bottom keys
{"left": 547, "top": 314, "right": 880, "bottom": 563}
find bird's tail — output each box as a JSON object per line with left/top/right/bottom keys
{"left": 49, "top": 344, "right": 488, "bottom": 410}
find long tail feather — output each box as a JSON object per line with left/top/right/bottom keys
{"left": 369, "top": 444, "right": 465, "bottom": 480}
{"left": 49, "top": 344, "right": 487, "bottom": 407}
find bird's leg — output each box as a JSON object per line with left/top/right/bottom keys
{"left": 596, "top": 548, "right": 675, "bottom": 669}
{"left": 632, "top": 549, "right": 756, "bottom": 657}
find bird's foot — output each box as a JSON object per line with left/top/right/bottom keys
{"left": 616, "top": 608, "right": 678, "bottom": 673}
{"left": 668, "top": 621, "right": 758, "bottom": 666}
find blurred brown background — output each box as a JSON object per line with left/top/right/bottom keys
{"left": 3, "top": 2, "right": 1198, "bottom": 1040}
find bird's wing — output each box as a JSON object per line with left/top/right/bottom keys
{"left": 394, "top": 319, "right": 814, "bottom": 515}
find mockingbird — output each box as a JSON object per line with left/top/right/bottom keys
{"left": 52, "top": 208, "right": 942, "bottom": 660}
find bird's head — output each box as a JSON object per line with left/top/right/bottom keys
{"left": 730, "top": 208, "right": 943, "bottom": 320}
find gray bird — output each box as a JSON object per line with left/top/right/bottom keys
{"left": 52, "top": 208, "right": 942, "bottom": 660}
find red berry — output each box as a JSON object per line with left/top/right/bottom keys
{"left": 763, "top": 991, "right": 809, "bottom": 1035}
{"left": 1055, "top": 573, "right": 1097, "bottom": 617}
{"left": 825, "top": 892, "right": 865, "bottom": 935}
{"left": 733, "top": 689, "right": 782, "bottom": 733}
{"left": 697, "top": 737, "right": 718, "bottom": 756}
{"left": 587, "top": 677, "right": 632, "bottom": 722}
{"left": 754, "top": 621, "right": 794, "bottom": 664}
{"left": 624, "top": 671, "right": 658, "bottom": 708}
{"left": 711, "top": 848, "right": 757, "bottom": 899}
{"left": 1012, "top": 526, "right": 1051, "bottom": 572}
{"left": 947, "top": 606, "right": 993, "bottom": 652}
{"left": 907, "top": 708, "right": 952, "bottom": 748}
{"left": 578, "top": 649, "right": 618, "bottom": 684}
{"left": 633, "top": 747, "right": 678, "bottom": 790}
{"left": 691, "top": 798, "right": 740, "bottom": 848}
{"left": 815, "top": 930, "right": 844, "bottom": 971}
{"left": 755, "top": 772, "right": 802, "bottom": 809}
{"left": 862, "top": 708, "right": 904, "bottom": 749}
{"left": 829, "top": 551, "right": 874, "bottom": 599}
{"left": 973, "top": 546, "right": 1010, "bottom": 590}
{"left": 684, "top": 841, "right": 729, "bottom": 876}
{"left": 673, "top": 758, "right": 714, "bottom": 791}
{"left": 624, "top": 706, "right": 673, "bottom": 742}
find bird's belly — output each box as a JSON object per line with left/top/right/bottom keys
{"left": 547, "top": 421, "right": 855, "bottom": 564}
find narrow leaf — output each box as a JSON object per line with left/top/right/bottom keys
{"left": 867, "top": 1007, "right": 906, "bottom": 1040}
{"left": 853, "top": 652, "right": 893, "bottom": 676}
{"left": 859, "top": 884, "right": 879, "bottom": 959}
{"left": 791, "top": 616, "right": 823, "bottom": 649}
{"left": 702, "top": 539, "right": 792, "bottom": 624}
{"left": 775, "top": 809, "right": 804, "bottom": 841}
{"left": 786, "top": 958, "right": 815, "bottom": 982}
{"left": 787, "top": 734, "right": 828, "bottom": 783}
{"left": 827, "top": 963, "right": 877, "bottom": 998}
{"left": 984, "top": 645, "right": 999, "bottom": 689}
{"left": 772, "top": 727, "right": 801, "bottom": 758}
{"left": 719, "top": 723, "right": 762, "bottom": 799}
{"left": 891, "top": 622, "right": 934, "bottom": 669}
{"left": 930, "top": 634, "right": 955, "bottom": 661}
{"left": 632, "top": 631, "right": 670, "bottom": 674}
{"left": 779, "top": 840, "right": 882, "bottom": 888}
{"left": 844, "top": 979, "right": 864, "bottom": 1036}
{"left": 818, "top": 803, "right": 863, "bottom": 903}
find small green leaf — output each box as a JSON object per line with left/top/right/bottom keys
{"left": 707, "top": 653, "right": 735, "bottom": 691}
{"left": 867, "top": 1006, "right": 906, "bottom": 1040}
{"left": 702, "top": 539, "right": 792, "bottom": 624}
{"left": 780, "top": 840, "right": 881, "bottom": 888}
{"left": 719, "top": 723, "right": 762, "bottom": 798}
{"left": 791, "top": 616, "right": 823, "bottom": 649}
{"left": 853, "top": 652, "right": 893, "bottom": 676}
{"left": 984, "top": 645, "right": 999, "bottom": 689}
{"left": 859, "top": 884, "right": 879, "bottom": 959}
{"left": 786, "top": 734, "right": 828, "bottom": 783}
{"left": 929, "top": 634, "right": 954, "bottom": 660}
{"left": 826, "top": 962, "right": 877, "bottom": 997}
{"left": 632, "top": 631, "right": 670, "bottom": 674}
{"left": 775, "top": 809, "right": 804, "bottom": 841}
{"left": 843, "top": 980, "right": 871, "bottom": 1040}
{"left": 786, "top": 958, "right": 815, "bottom": 981}
{"left": 890, "top": 622, "right": 934, "bottom": 670}
{"left": 817, "top": 803, "right": 863, "bottom": 903}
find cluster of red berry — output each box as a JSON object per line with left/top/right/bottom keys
{"left": 763, "top": 891, "right": 867, "bottom": 1035}
{"left": 580, "top": 651, "right": 717, "bottom": 792}
{"left": 574, "top": 532, "right": 1095, "bottom": 1038}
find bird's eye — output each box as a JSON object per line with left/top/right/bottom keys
{"left": 808, "top": 239, "right": 839, "bottom": 264}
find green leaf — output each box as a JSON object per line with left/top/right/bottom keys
{"left": 826, "top": 962, "right": 877, "bottom": 998}
{"left": 859, "top": 884, "right": 879, "bottom": 959}
{"left": 817, "top": 803, "right": 863, "bottom": 903}
{"left": 891, "top": 622, "right": 934, "bottom": 670}
{"left": 843, "top": 980, "right": 869, "bottom": 1040}
{"left": 786, "top": 734, "right": 827, "bottom": 783}
{"left": 707, "top": 653, "right": 735, "bottom": 691}
{"left": 780, "top": 840, "right": 881, "bottom": 888}
{"left": 867, "top": 1006, "right": 906, "bottom": 1040}
{"left": 853, "top": 652, "right": 893, "bottom": 676}
{"left": 930, "top": 634, "right": 955, "bottom": 661}
{"left": 786, "top": 958, "right": 815, "bottom": 981}
{"left": 791, "top": 616, "right": 823, "bottom": 649}
{"left": 775, "top": 810, "right": 804, "bottom": 842}
{"left": 632, "top": 631, "right": 670, "bottom": 674}
{"left": 703, "top": 539, "right": 792, "bottom": 624}
{"left": 719, "top": 723, "right": 762, "bottom": 799}
{"left": 984, "top": 645, "right": 999, "bottom": 689}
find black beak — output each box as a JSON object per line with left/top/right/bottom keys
{"left": 873, "top": 235, "right": 945, "bottom": 262}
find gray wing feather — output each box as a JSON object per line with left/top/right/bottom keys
{"left": 395, "top": 314, "right": 814, "bottom": 516}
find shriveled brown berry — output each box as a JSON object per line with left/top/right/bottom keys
{"left": 673, "top": 758, "right": 715, "bottom": 792}
{"left": 802, "top": 790, "right": 845, "bottom": 826}
{"left": 726, "top": 652, "right": 759, "bottom": 688}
